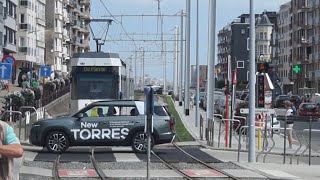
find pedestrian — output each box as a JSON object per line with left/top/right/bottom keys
{"left": 21, "top": 75, "right": 30, "bottom": 89}
{"left": 0, "top": 120, "right": 24, "bottom": 179}
{"left": 284, "top": 100, "right": 295, "bottom": 149}
{"left": 31, "top": 78, "right": 39, "bottom": 87}
{"left": 190, "top": 93, "right": 194, "bottom": 110}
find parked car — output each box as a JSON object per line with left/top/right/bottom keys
{"left": 297, "top": 103, "right": 320, "bottom": 117}
{"left": 203, "top": 91, "right": 225, "bottom": 111}
{"left": 233, "top": 102, "right": 280, "bottom": 134}
{"left": 29, "top": 100, "right": 175, "bottom": 153}
{"left": 274, "top": 95, "right": 291, "bottom": 108}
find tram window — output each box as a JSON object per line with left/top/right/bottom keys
{"left": 72, "top": 73, "right": 119, "bottom": 99}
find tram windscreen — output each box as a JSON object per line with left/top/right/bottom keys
{"left": 71, "top": 72, "right": 119, "bottom": 100}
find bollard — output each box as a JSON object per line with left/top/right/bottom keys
{"left": 258, "top": 114, "right": 262, "bottom": 152}
{"left": 308, "top": 116, "right": 312, "bottom": 166}
{"left": 283, "top": 115, "right": 287, "bottom": 164}
{"left": 200, "top": 115, "right": 203, "bottom": 140}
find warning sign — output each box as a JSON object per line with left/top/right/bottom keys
{"left": 58, "top": 169, "right": 97, "bottom": 177}
{"left": 181, "top": 169, "right": 226, "bottom": 177}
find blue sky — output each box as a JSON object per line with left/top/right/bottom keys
{"left": 90, "top": 0, "right": 289, "bottom": 81}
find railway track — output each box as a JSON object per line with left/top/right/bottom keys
{"left": 52, "top": 147, "right": 108, "bottom": 180}
{"left": 151, "top": 141, "right": 241, "bottom": 180}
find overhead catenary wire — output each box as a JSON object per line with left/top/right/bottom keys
{"left": 99, "top": 0, "right": 139, "bottom": 49}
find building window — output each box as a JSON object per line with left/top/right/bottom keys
{"left": 264, "top": 32, "right": 267, "bottom": 40}
{"left": 20, "top": 14, "right": 25, "bottom": 23}
{"left": 237, "top": 61, "right": 244, "bottom": 68}
{"left": 241, "top": 29, "right": 245, "bottom": 34}
{"left": 20, "top": 37, "right": 25, "bottom": 46}
{"left": 259, "top": 32, "right": 263, "bottom": 40}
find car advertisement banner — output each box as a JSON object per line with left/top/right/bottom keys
{"left": 71, "top": 121, "right": 129, "bottom": 140}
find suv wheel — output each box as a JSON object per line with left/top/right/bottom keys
{"left": 131, "top": 131, "right": 154, "bottom": 153}
{"left": 45, "top": 131, "right": 69, "bottom": 153}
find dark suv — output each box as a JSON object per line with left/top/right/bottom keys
{"left": 275, "top": 95, "right": 291, "bottom": 108}
{"left": 29, "top": 100, "right": 175, "bottom": 153}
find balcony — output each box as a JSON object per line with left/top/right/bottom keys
{"left": 297, "top": 56, "right": 310, "bottom": 64}
{"left": 19, "top": 47, "right": 28, "bottom": 53}
{"left": 20, "top": 0, "right": 30, "bottom": 6}
{"left": 19, "top": 23, "right": 28, "bottom": 30}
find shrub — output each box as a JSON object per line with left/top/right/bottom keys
{"left": 60, "top": 78, "right": 65, "bottom": 88}
{"left": 31, "top": 86, "right": 41, "bottom": 100}
{"left": 21, "top": 89, "right": 35, "bottom": 106}
{"left": 44, "top": 81, "right": 56, "bottom": 92}
{"left": 4, "top": 91, "right": 25, "bottom": 108}
{"left": 53, "top": 79, "right": 61, "bottom": 90}
{"left": 64, "top": 77, "right": 70, "bottom": 86}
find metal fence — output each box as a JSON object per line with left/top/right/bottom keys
{"left": 204, "top": 114, "right": 320, "bottom": 165}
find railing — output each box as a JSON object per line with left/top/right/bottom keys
{"left": 205, "top": 113, "right": 320, "bottom": 165}
{"left": 41, "top": 85, "right": 70, "bottom": 108}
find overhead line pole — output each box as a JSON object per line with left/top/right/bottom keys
{"left": 195, "top": 0, "right": 200, "bottom": 127}
{"left": 248, "top": 0, "right": 256, "bottom": 163}
{"left": 184, "top": 0, "right": 191, "bottom": 116}
{"left": 173, "top": 26, "right": 179, "bottom": 98}
{"left": 179, "top": 10, "right": 184, "bottom": 107}
{"left": 207, "top": 0, "right": 216, "bottom": 128}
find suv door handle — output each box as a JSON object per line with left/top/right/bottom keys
{"left": 132, "top": 121, "right": 140, "bottom": 124}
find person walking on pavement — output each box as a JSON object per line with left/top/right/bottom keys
{"left": 284, "top": 100, "right": 295, "bottom": 149}
{"left": 31, "top": 78, "right": 39, "bottom": 87}
{"left": 0, "top": 120, "right": 24, "bottom": 180}
{"left": 190, "top": 92, "right": 194, "bottom": 110}
{"left": 21, "top": 75, "right": 30, "bottom": 89}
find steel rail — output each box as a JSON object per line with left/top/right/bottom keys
{"left": 151, "top": 150, "right": 193, "bottom": 180}
{"left": 172, "top": 142, "right": 241, "bottom": 180}
{"left": 90, "top": 147, "right": 108, "bottom": 180}
{"left": 52, "top": 154, "right": 61, "bottom": 180}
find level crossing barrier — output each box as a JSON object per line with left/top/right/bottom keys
{"left": 206, "top": 114, "right": 223, "bottom": 146}
{"left": 200, "top": 114, "right": 204, "bottom": 140}
{"left": 217, "top": 119, "right": 241, "bottom": 148}
{"left": 19, "top": 106, "right": 37, "bottom": 140}
{"left": 299, "top": 129, "right": 320, "bottom": 165}
{"left": 276, "top": 115, "right": 320, "bottom": 165}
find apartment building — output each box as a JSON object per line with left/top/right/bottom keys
{"left": 63, "top": 0, "right": 90, "bottom": 70}
{"left": 45, "top": 0, "right": 90, "bottom": 75}
{"left": 217, "top": 12, "right": 277, "bottom": 84}
{"left": 3, "top": 0, "right": 17, "bottom": 56}
{"left": 290, "top": 0, "right": 314, "bottom": 94}
{"left": 0, "top": 1, "right": 5, "bottom": 56}
{"left": 16, "top": 0, "right": 46, "bottom": 71}
{"left": 256, "top": 13, "right": 274, "bottom": 62}
{"left": 276, "top": 2, "right": 293, "bottom": 94}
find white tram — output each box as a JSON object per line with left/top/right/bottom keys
{"left": 69, "top": 52, "right": 133, "bottom": 115}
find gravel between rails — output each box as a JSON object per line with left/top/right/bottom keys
{"left": 23, "top": 161, "right": 243, "bottom": 171}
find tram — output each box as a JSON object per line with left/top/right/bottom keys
{"left": 69, "top": 52, "right": 133, "bottom": 115}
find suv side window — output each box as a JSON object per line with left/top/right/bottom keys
{"left": 84, "top": 105, "right": 110, "bottom": 117}
{"left": 112, "top": 106, "right": 137, "bottom": 116}
{"left": 154, "top": 106, "right": 168, "bottom": 116}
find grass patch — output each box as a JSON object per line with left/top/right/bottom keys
{"left": 134, "top": 92, "right": 144, "bottom": 100}
{"left": 164, "top": 95, "right": 194, "bottom": 141}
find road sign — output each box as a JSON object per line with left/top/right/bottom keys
{"left": 40, "top": 66, "right": 51, "bottom": 77}
{"left": 240, "top": 108, "right": 275, "bottom": 114}
{"left": 257, "top": 75, "right": 265, "bottom": 108}
{"left": 0, "top": 63, "right": 12, "bottom": 80}
{"left": 2, "top": 55, "right": 16, "bottom": 67}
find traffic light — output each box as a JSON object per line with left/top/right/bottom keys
{"left": 257, "top": 62, "right": 269, "bottom": 74}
